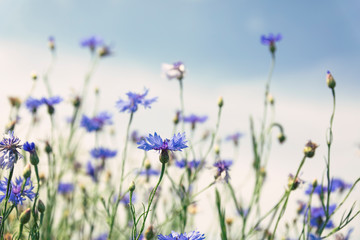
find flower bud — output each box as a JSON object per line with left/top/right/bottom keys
{"left": 267, "top": 94, "right": 275, "bottom": 105}
{"left": 23, "top": 164, "right": 31, "bottom": 179}
{"left": 214, "top": 145, "right": 220, "bottom": 155}
{"left": 326, "top": 70, "right": 336, "bottom": 89}
{"left": 145, "top": 159, "right": 151, "bottom": 170}
{"left": 129, "top": 181, "right": 136, "bottom": 192}
{"left": 145, "top": 225, "right": 155, "bottom": 240}
{"left": 303, "top": 140, "right": 318, "bottom": 158}
{"left": 226, "top": 217, "right": 234, "bottom": 226}
{"left": 38, "top": 199, "right": 46, "bottom": 213}
{"left": 159, "top": 150, "right": 169, "bottom": 164}
{"left": 277, "top": 133, "right": 286, "bottom": 144}
{"left": 19, "top": 208, "right": 31, "bottom": 224}
{"left": 31, "top": 71, "right": 38, "bottom": 80}
{"left": 30, "top": 152, "right": 39, "bottom": 165}
{"left": 312, "top": 179, "right": 318, "bottom": 189}
{"left": 218, "top": 96, "right": 224, "bottom": 108}
{"left": 45, "top": 141, "right": 52, "bottom": 154}
{"left": 288, "top": 174, "right": 303, "bottom": 191}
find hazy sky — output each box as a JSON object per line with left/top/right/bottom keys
{"left": 1, "top": 0, "right": 359, "bottom": 238}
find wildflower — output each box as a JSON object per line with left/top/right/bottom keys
{"left": 182, "top": 114, "right": 208, "bottom": 130}
{"left": 0, "top": 177, "right": 36, "bottom": 205}
{"left": 158, "top": 230, "right": 205, "bottom": 240}
{"left": 288, "top": 174, "right": 304, "bottom": 190}
{"left": 130, "top": 130, "right": 142, "bottom": 143}
{"left": 25, "top": 97, "right": 43, "bottom": 114}
{"left": 137, "top": 132, "right": 188, "bottom": 163}
{"left": 162, "top": 61, "right": 186, "bottom": 80}
{"left": 213, "top": 160, "right": 233, "bottom": 183}
{"left": 58, "top": 182, "right": 74, "bottom": 195}
{"left": 226, "top": 132, "right": 244, "bottom": 146}
{"left": 23, "top": 141, "right": 39, "bottom": 165}
{"left": 305, "top": 178, "right": 352, "bottom": 195}
{"left": 139, "top": 168, "right": 160, "bottom": 178}
{"left": 80, "top": 36, "right": 103, "bottom": 52}
{"left": 30, "top": 71, "right": 38, "bottom": 80}
{"left": 326, "top": 70, "right": 336, "bottom": 89}
{"left": 48, "top": 36, "right": 55, "bottom": 51}
{"left": 41, "top": 96, "right": 63, "bottom": 115}
{"left": 119, "top": 192, "right": 136, "bottom": 205}
{"left": 0, "top": 131, "right": 23, "bottom": 169}
{"left": 90, "top": 147, "right": 117, "bottom": 160}
{"left": 80, "top": 112, "right": 113, "bottom": 132}
{"left": 175, "top": 159, "right": 201, "bottom": 170}
{"left": 303, "top": 140, "right": 318, "bottom": 158}
{"left": 116, "top": 89, "right": 157, "bottom": 113}
{"left": 261, "top": 33, "right": 282, "bottom": 55}
{"left": 93, "top": 233, "right": 108, "bottom": 240}
{"left": 335, "top": 228, "right": 353, "bottom": 240}
{"left": 86, "top": 161, "right": 98, "bottom": 182}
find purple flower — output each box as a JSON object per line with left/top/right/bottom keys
{"left": 23, "top": 142, "right": 36, "bottom": 154}
{"left": 0, "top": 131, "right": 23, "bottom": 169}
{"left": 25, "top": 97, "right": 43, "bottom": 113}
{"left": 120, "top": 193, "right": 136, "bottom": 205}
{"left": 226, "top": 132, "right": 244, "bottom": 146}
{"left": 90, "top": 147, "right": 117, "bottom": 160}
{"left": 130, "top": 130, "right": 143, "bottom": 143}
{"left": 58, "top": 182, "right": 74, "bottom": 195}
{"left": 86, "top": 161, "right": 98, "bottom": 182}
{"left": 139, "top": 168, "right": 160, "bottom": 177}
{"left": 305, "top": 204, "right": 336, "bottom": 230}
{"left": 93, "top": 233, "right": 108, "bottom": 240}
{"left": 213, "top": 160, "right": 233, "bottom": 183}
{"left": 261, "top": 33, "right": 282, "bottom": 46}
{"left": 116, "top": 89, "right": 157, "bottom": 113}
{"left": 175, "top": 159, "right": 201, "bottom": 170}
{"left": 162, "top": 62, "right": 186, "bottom": 80}
{"left": 137, "top": 132, "right": 188, "bottom": 152}
{"left": 182, "top": 114, "right": 207, "bottom": 129}
{"left": 158, "top": 230, "right": 205, "bottom": 240}
{"left": 80, "top": 36, "right": 103, "bottom": 51}
{"left": 305, "top": 178, "right": 352, "bottom": 195}
{"left": 0, "top": 177, "right": 35, "bottom": 205}
{"left": 41, "top": 96, "right": 63, "bottom": 106}
{"left": 80, "top": 112, "right": 113, "bottom": 132}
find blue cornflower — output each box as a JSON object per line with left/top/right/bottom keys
{"left": 158, "top": 230, "right": 205, "bottom": 240}
{"left": 130, "top": 130, "right": 143, "bottom": 143}
{"left": 80, "top": 36, "right": 103, "bottom": 51}
{"left": 226, "top": 132, "right": 244, "bottom": 146}
{"left": 23, "top": 142, "right": 35, "bottom": 154}
{"left": 90, "top": 147, "right": 117, "bottom": 160}
{"left": 162, "top": 62, "right": 186, "bottom": 80}
{"left": 308, "top": 234, "right": 321, "bottom": 240}
{"left": 0, "top": 177, "right": 36, "bottom": 205}
{"left": 80, "top": 112, "right": 113, "bottom": 132}
{"left": 261, "top": 33, "right": 282, "bottom": 46}
{"left": 183, "top": 114, "right": 207, "bottom": 129}
{"left": 307, "top": 204, "right": 336, "bottom": 230}
{"left": 41, "top": 96, "right": 63, "bottom": 106}
{"left": 175, "top": 159, "right": 201, "bottom": 170}
{"left": 25, "top": 97, "right": 43, "bottom": 113}
{"left": 93, "top": 233, "right": 108, "bottom": 240}
{"left": 213, "top": 160, "right": 233, "bottom": 183}
{"left": 139, "top": 168, "right": 160, "bottom": 177}
{"left": 48, "top": 36, "right": 55, "bottom": 50}
{"left": 0, "top": 131, "right": 23, "bottom": 169}
{"left": 86, "top": 161, "right": 98, "bottom": 182}
{"left": 138, "top": 132, "right": 188, "bottom": 152}
{"left": 116, "top": 89, "right": 157, "bottom": 113}
{"left": 119, "top": 192, "right": 136, "bottom": 205}
{"left": 58, "top": 182, "right": 74, "bottom": 195}
{"left": 305, "top": 178, "right": 352, "bottom": 195}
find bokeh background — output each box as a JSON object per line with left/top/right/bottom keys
{"left": 1, "top": 0, "right": 359, "bottom": 238}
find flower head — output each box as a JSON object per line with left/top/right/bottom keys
{"left": 86, "top": 161, "right": 98, "bottom": 182}
{"left": 226, "top": 132, "right": 244, "bottom": 146}
{"left": 0, "top": 177, "right": 35, "bottom": 205}
{"left": 261, "top": 33, "right": 282, "bottom": 55}
{"left": 326, "top": 70, "right": 336, "bottom": 89}
{"left": 81, "top": 112, "right": 113, "bottom": 132}
{"left": 138, "top": 132, "right": 188, "bottom": 152}
{"left": 23, "top": 142, "right": 35, "bottom": 154}
{"left": 182, "top": 114, "right": 207, "bottom": 129}
{"left": 308, "top": 204, "right": 336, "bottom": 229}
{"left": 58, "top": 182, "right": 74, "bottom": 195}
{"left": 116, "top": 89, "right": 157, "bottom": 113}
{"left": 305, "top": 178, "right": 352, "bottom": 195}
{"left": 158, "top": 230, "right": 205, "bottom": 240}
{"left": 162, "top": 61, "right": 186, "bottom": 80}
{"left": 0, "top": 131, "right": 23, "bottom": 169}
{"left": 90, "top": 147, "right": 117, "bottom": 160}
{"left": 41, "top": 96, "right": 63, "bottom": 106}
{"left": 213, "top": 160, "right": 233, "bottom": 183}
{"left": 175, "top": 159, "right": 201, "bottom": 170}
{"left": 25, "top": 97, "right": 43, "bottom": 114}
{"left": 80, "top": 36, "right": 103, "bottom": 51}
{"left": 303, "top": 140, "right": 318, "bottom": 158}
{"left": 48, "top": 36, "right": 55, "bottom": 50}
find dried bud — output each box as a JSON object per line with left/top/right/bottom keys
{"left": 19, "top": 208, "right": 31, "bottom": 224}
{"left": 45, "top": 141, "right": 53, "bottom": 154}
{"left": 326, "top": 70, "right": 336, "bottom": 89}
{"left": 23, "top": 164, "right": 31, "bottom": 179}
{"left": 226, "top": 217, "right": 234, "bottom": 226}
{"left": 303, "top": 140, "right": 318, "bottom": 158}
{"left": 288, "top": 174, "right": 304, "bottom": 191}
{"left": 8, "top": 97, "right": 21, "bottom": 108}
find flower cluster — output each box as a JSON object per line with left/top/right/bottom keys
{"left": 116, "top": 89, "right": 157, "bottom": 113}
{"left": 0, "top": 177, "right": 36, "bottom": 205}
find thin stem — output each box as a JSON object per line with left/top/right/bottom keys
{"left": 179, "top": 79, "right": 185, "bottom": 132}
{"left": 0, "top": 165, "right": 15, "bottom": 238}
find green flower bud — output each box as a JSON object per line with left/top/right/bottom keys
{"left": 159, "top": 150, "right": 169, "bottom": 164}
{"left": 303, "top": 140, "right": 318, "bottom": 158}
{"left": 129, "top": 181, "right": 136, "bottom": 192}
{"left": 326, "top": 71, "right": 336, "bottom": 89}
{"left": 278, "top": 133, "right": 286, "bottom": 144}
{"left": 19, "top": 208, "right": 31, "bottom": 224}
{"left": 23, "top": 164, "right": 31, "bottom": 179}
{"left": 218, "top": 96, "right": 224, "bottom": 108}
{"left": 30, "top": 152, "right": 39, "bottom": 165}
{"left": 38, "top": 199, "right": 46, "bottom": 213}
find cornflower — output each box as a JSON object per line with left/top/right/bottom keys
{"left": 261, "top": 33, "right": 282, "bottom": 55}
{"left": 182, "top": 114, "right": 207, "bottom": 129}
{"left": 225, "top": 132, "right": 244, "bottom": 146}
{"left": 23, "top": 141, "right": 39, "bottom": 165}
{"left": 0, "top": 177, "right": 35, "bottom": 205}
{"left": 58, "top": 182, "right": 74, "bottom": 195}
{"left": 25, "top": 97, "right": 43, "bottom": 114}
{"left": 42, "top": 96, "right": 63, "bottom": 115}
{"left": 305, "top": 178, "right": 352, "bottom": 195}
{"left": 175, "top": 159, "right": 201, "bottom": 170}
{"left": 158, "top": 230, "right": 205, "bottom": 240}
{"left": 90, "top": 147, "right": 117, "bottom": 160}
{"left": 86, "top": 161, "right": 98, "bottom": 182}
{"left": 80, "top": 112, "right": 113, "bottom": 132}
{"left": 116, "top": 89, "right": 157, "bottom": 113}
{"left": 162, "top": 61, "right": 186, "bottom": 80}
{"left": 80, "top": 36, "right": 103, "bottom": 51}
{"left": 213, "top": 160, "right": 233, "bottom": 183}
{"left": 0, "top": 131, "right": 23, "bottom": 169}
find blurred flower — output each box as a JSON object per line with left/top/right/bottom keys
{"left": 0, "top": 177, "right": 35, "bottom": 205}
{"left": 130, "top": 130, "right": 143, "bottom": 143}
{"left": 23, "top": 142, "right": 35, "bottom": 154}
{"left": 58, "top": 182, "right": 74, "bottom": 195}
{"left": 80, "top": 112, "right": 113, "bottom": 132}
{"left": 183, "top": 114, "right": 208, "bottom": 129}
{"left": 226, "top": 132, "right": 244, "bottom": 146}
{"left": 93, "top": 233, "right": 108, "bottom": 240}
{"left": 335, "top": 228, "right": 353, "bottom": 240}
{"left": 303, "top": 140, "right": 318, "bottom": 158}
{"left": 98, "top": 45, "right": 113, "bottom": 57}
{"left": 8, "top": 97, "right": 21, "bottom": 108}
{"left": 0, "top": 131, "right": 23, "bottom": 169}
{"left": 213, "top": 160, "right": 233, "bottom": 183}
{"left": 138, "top": 132, "right": 188, "bottom": 152}
{"left": 158, "top": 230, "right": 205, "bottom": 240}
{"left": 305, "top": 178, "right": 352, "bottom": 195}
{"left": 175, "top": 159, "right": 201, "bottom": 170}
{"left": 90, "top": 147, "right": 117, "bottom": 160}
{"left": 302, "top": 204, "right": 336, "bottom": 230}
{"left": 287, "top": 174, "right": 304, "bottom": 190}
{"left": 162, "top": 61, "right": 186, "bottom": 80}
{"left": 120, "top": 192, "right": 136, "bottom": 205}
{"left": 48, "top": 36, "right": 55, "bottom": 50}
{"left": 116, "top": 89, "right": 157, "bottom": 113}
{"left": 80, "top": 36, "right": 103, "bottom": 51}
{"left": 41, "top": 96, "right": 63, "bottom": 106}
{"left": 139, "top": 168, "right": 160, "bottom": 177}
{"left": 25, "top": 97, "right": 43, "bottom": 114}
{"left": 261, "top": 33, "right": 282, "bottom": 54}
{"left": 86, "top": 161, "right": 98, "bottom": 182}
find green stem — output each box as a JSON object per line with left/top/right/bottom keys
{"left": 179, "top": 79, "right": 185, "bottom": 132}
{"left": 0, "top": 165, "right": 15, "bottom": 238}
